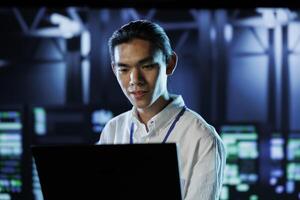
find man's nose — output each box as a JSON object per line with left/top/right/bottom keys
{"left": 129, "top": 67, "right": 144, "bottom": 85}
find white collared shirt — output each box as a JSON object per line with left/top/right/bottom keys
{"left": 97, "top": 94, "right": 226, "bottom": 200}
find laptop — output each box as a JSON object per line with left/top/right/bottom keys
{"left": 31, "top": 143, "right": 183, "bottom": 200}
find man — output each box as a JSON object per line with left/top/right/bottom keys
{"left": 98, "top": 19, "right": 226, "bottom": 200}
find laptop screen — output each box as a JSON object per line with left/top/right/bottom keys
{"left": 31, "top": 143, "right": 182, "bottom": 200}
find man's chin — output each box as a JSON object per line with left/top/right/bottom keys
{"left": 132, "top": 101, "right": 151, "bottom": 110}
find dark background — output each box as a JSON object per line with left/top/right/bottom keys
{"left": 0, "top": 5, "right": 299, "bottom": 200}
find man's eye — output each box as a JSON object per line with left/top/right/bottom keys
{"left": 118, "top": 67, "right": 128, "bottom": 72}
{"left": 142, "top": 64, "right": 155, "bottom": 69}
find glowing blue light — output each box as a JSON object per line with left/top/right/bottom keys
{"left": 81, "top": 30, "right": 91, "bottom": 57}
{"left": 271, "top": 147, "right": 284, "bottom": 159}
{"left": 0, "top": 123, "right": 22, "bottom": 131}
{"left": 248, "top": 174, "right": 258, "bottom": 182}
{"left": 236, "top": 184, "right": 249, "bottom": 192}
{"left": 275, "top": 185, "right": 284, "bottom": 194}
{"left": 286, "top": 181, "right": 295, "bottom": 193}
{"left": 34, "top": 108, "right": 46, "bottom": 136}
{"left": 271, "top": 138, "right": 284, "bottom": 145}
{"left": 81, "top": 59, "right": 90, "bottom": 105}
{"left": 271, "top": 169, "right": 283, "bottom": 177}
{"left": 224, "top": 25, "right": 233, "bottom": 43}
{"left": 92, "top": 110, "right": 113, "bottom": 125}
{"left": 49, "top": 13, "right": 81, "bottom": 39}
{"left": 210, "top": 26, "right": 216, "bottom": 42}
{"left": 0, "top": 193, "right": 10, "bottom": 200}
{"left": 269, "top": 177, "right": 277, "bottom": 185}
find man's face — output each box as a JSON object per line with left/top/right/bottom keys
{"left": 112, "top": 38, "right": 169, "bottom": 109}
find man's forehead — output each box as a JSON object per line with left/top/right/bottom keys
{"left": 114, "top": 39, "right": 150, "bottom": 52}
{"left": 113, "top": 41, "right": 164, "bottom": 63}
{"left": 114, "top": 56, "right": 156, "bottom": 67}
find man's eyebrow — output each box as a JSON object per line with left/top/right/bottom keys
{"left": 137, "top": 57, "right": 154, "bottom": 65}
{"left": 114, "top": 62, "right": 129, "bottom": 67}
{"left": 114, "top": 57, "right": 155, "bottom": 67}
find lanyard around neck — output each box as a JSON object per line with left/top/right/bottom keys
{"left": 130, "top": 106, "right": 186, "bottom": 144}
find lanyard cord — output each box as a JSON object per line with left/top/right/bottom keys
{"left": 130, "top": 106, "right": 186, "bottom": 144}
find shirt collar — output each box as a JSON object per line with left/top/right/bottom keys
{"left": 130, "top": 94, "right": 185, "bottom": 135}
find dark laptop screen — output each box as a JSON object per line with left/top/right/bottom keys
{"left": 31, "top": 143, "right": 182, "bottom": 200}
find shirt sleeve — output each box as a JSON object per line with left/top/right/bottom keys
{"left": 185, "top": 133, "right": 226, "bottom": 200}
{"left": 96, "top": 120, "right": 116, "bottom": 145}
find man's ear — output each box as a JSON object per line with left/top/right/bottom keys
{"left": 111, "top": 62, "right": 117, "bottom": 76}
{"left": 166, "top": 51, "right": 178, "bottom": 75}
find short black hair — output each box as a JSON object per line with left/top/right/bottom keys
{"left": 108, "top": 20, "right": 173, "bottom": 63}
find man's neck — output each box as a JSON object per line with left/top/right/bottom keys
{"left": 136, "top": 94, "right": 172, "bottom": 128}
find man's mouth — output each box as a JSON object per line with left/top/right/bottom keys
{"left": 130, "top": 91, "right": 147, "bottom": 99}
